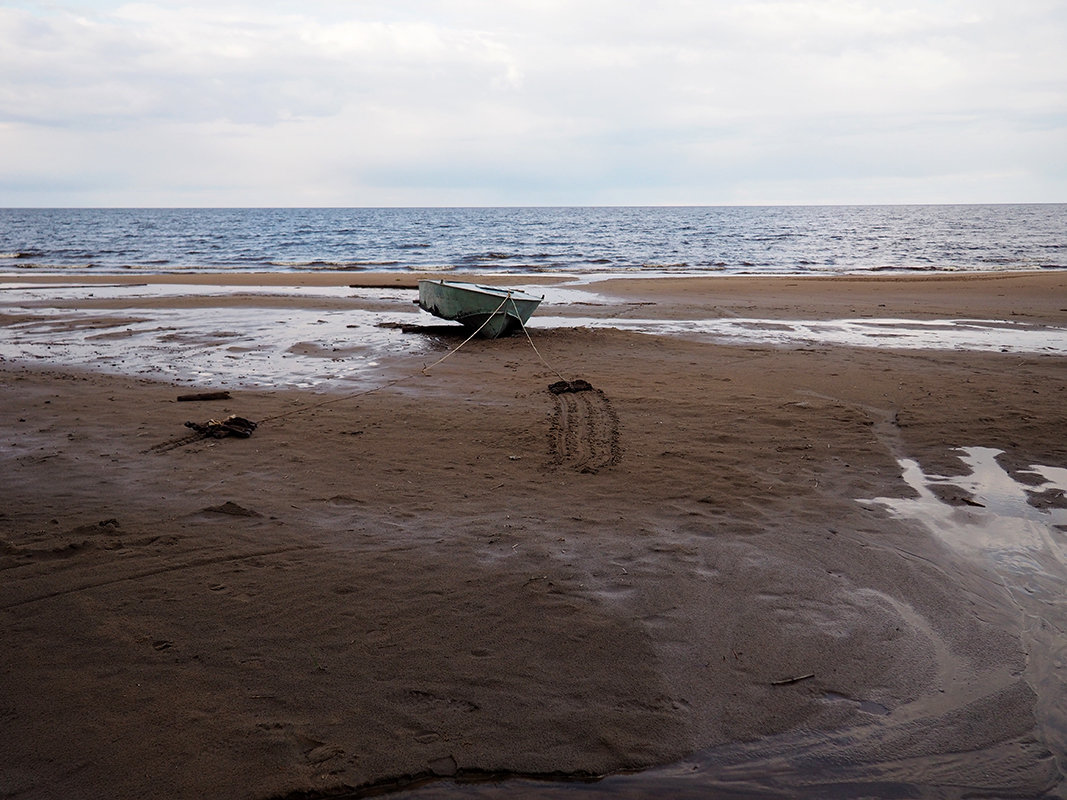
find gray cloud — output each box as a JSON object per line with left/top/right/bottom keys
{"left": 1, "top": 0, "right": 1064, "bottom": 205}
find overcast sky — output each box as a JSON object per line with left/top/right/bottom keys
{"left": 1, "top": 0, "right": 1064, "bottom": 206}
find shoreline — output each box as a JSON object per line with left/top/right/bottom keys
{"left": 2, "top": 270, "right": 1066, "bottom": 798}
{"left": 3, "top": 267, "right": 1065, "bottom": 321}
{"left": 4, "top": 266, "right": 1065, "bottom": 285}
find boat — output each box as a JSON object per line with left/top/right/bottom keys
{"left": 416, "top": 280, "right": 543, "bottom": 339}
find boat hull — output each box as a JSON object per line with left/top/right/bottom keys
{"left": 417, "top": 280, "right": 543, "bottom": 339}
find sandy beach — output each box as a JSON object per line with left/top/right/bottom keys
{"left": 2, "top": 270, "right": 1066, "bottom": 799}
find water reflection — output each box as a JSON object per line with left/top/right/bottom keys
{"left": 864, "top": 447, "right": 1067, "bottom": 589}
{"left": 863, "top": 447, "right": 1067, "bottom": 791}
{"left": 1, "top": 305, "right": 427, "bottom": 390}
{"left": 3, "top": 282, "right": 1065, "bottom": 392}
{"left": 531, "top": 317, "right": 1067, "bottom": 355}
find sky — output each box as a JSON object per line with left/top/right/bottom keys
{"left": 1, "top": 0, "right": 1065, "bottom": 206}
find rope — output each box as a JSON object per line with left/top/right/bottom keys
{"left": 256, "top": 292, "right": 512, "bottom": 425}
{"left": 164, "top": 288, "right": 580, "bottom": 443}
{"left": 417, "top": 293, "right": 511, "bottom": 373}
{"left": 514, "top": 297, "right": 569, "bottom": 384}
{"left": 256, "top": 376, "right": 406, "bottom": 425}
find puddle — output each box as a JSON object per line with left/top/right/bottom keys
{"left": 3, "top": 284, "right": 1066, "bottom": 390}
{"left": 530, "top": 316, "right": 1067, "bottom": 355}
{"left": 863, "top": 447, "right": 1067, "bottom": 582}
{"left": 1, "top": 304, "right": 428, "bottom": 390}
{"left": 862, "top": 447, "right": 1067, "bottom": 783}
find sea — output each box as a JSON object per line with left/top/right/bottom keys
{"left": 1, "top": 204, "right": 1065, "bottom": 275}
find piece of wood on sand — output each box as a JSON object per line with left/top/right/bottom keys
{"left": 176, "top": 391, "right": 232, "bottom": 402}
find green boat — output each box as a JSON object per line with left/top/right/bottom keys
{"left": 416, "top": 280, "right": 544, "bottom": 339}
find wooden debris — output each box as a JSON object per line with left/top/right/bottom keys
{"left": 185, "top": 415, "right": 257, "bottom": 439}
{"left": 771, "top": 673, "right": 815, "bottom": 686}
{"left": 177, "top": 391, "right": 232, "bottom": 402}
{"left": 146, "top": 415, "right": 256, "bottom": 453}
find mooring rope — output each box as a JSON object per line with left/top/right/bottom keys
{"left": 513, "top": 298, "right": 569, "bottom": 384}
{"left": 159, "top": 289, "right": 577, "bottom": 446}
{"left": 416, "top": 293, "right": 511, "bottom": 373}
{"left": 255, "top": 292, "right": 513, "bottom": 425}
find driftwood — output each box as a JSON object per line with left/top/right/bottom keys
{"left": 146, "top": 414, "right": 258, "bottom": 453}
{"left": 184, "top": 415, "right": 258, "bottom": 439}
{"left": 177, "top": 391, "right": 232, "bottom": 402}
{"left": 771, "top": 673, "right": 815, "bottom": 686}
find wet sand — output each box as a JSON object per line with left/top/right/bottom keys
{"left": 1, "top": 271, "right": 1066, "bottom": 799}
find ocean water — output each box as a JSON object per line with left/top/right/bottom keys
{"left": 1, "top": 205, "right": 1065, "bottom": 275}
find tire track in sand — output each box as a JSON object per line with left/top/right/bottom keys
{"left": 549, "top": 389, "right": 620, "bottom": 473}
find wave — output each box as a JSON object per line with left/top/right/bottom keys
{"left": 459, "top": 252, "right": 516, "bottom": 263}
{"left": 3, "top": 262, "right": 98, "bottom": 271}
{"left": 2, "top": 206, "right": 1063, "bottom": 275}
{"left": 867, "top": 264, "right": 960, "bottom": 272}
{"left": 267, "top": 260, "right": 401, "bottom": 269}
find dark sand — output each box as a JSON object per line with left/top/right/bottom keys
{"left": 1, "top": 271, "right": 1066, "bottom": 798}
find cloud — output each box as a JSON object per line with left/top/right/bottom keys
{"left": 0, "top": 0, "right": 1064, "bottom": 204}
{"left": 1, "top": 3, "right": 521, "bottom": 126}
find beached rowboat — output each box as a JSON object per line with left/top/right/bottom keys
{"left": 416, "top": 280, "right": 544, "bottom": 339}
